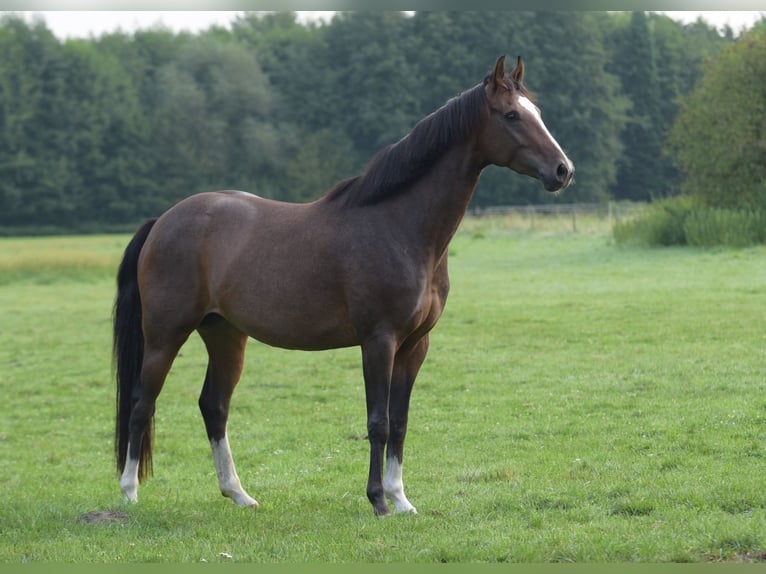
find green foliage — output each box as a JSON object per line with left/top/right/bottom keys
{"left": 148, "top": 37, "right": 287, "bottom": 200}
{"left": 683, "top": 206, "right": 766, "bottom": 247}
{"left": 0, "top": 15, "right": 70, "bottom": 225}
{"left": 283, "top": 128, "right": 355, "bottom": 202}
{"left": 0, "top": 12, "right": 739, "bottom": 231}
{"left": 607, "top": 12, "right": 664, "bottom": 201}
{"left": 606, "top": 13, "right": 730, "bottom": 202}
{"left": 669, "top": 25, "right": 766, "bottom": 210}
{"left": 614, "top": 196, "right": 766, "bottom": 247}
{"left": 613, "top": 196, "right": 695, "bottom": 246}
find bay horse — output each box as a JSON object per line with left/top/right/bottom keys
{"left": 113, "top": 55, "right": 574, "bottom": 516}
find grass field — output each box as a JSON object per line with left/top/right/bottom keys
{"left": 1, "top": 217, "right": 765, "bottom": 563}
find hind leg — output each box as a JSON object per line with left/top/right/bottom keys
{"left": 197, "top": 314, "right": 257, "bottom": 508}
{"left": 120, "top": 343, "right": 182, "bottom": 503}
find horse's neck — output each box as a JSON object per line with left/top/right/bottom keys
{"left": 394, "top": 142, "right": 483, "bottom": 260}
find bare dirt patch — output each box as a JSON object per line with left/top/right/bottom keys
{"left": 77, "top": 510, "right": 130, "bottom": 525}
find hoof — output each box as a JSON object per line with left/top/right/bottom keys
{"left": 120, "top": 482, "right": 138, "bottom": 504}
{"left": 223, "top": 489, "right": 259, "bottom": 509}
{"left": 373, "top": 504, "right": 391, "bottom": 517}
{"left": 240, "top": 498, "right": 259, "bottom": 509}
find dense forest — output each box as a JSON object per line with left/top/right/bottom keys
{"left": 0, "top": 11, "right": 738, "bottom": 231}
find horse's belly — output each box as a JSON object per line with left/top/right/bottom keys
{"left": 216, "top": 279, "right": 359, "bottom": 351}
{"left": 239, "top": 310, "right": 359, "bottom": 351}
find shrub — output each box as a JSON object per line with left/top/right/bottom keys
{"left": 684, "top": 207, "right": 766, "bottom": 247}
{"left": 614, "top": 197, "right": 766, "bottom": 248}
{"left": 613, "top": 196, "right": 695, "bottom": 246}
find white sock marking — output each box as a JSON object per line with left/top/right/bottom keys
{"left": 211, "top": 434, "right": 258, "bottom": 508}
{"left": 383, "top": 458, "right": 417, "bottom": 514}
{"left": 120, "top": 444, "right": 139, "bottom": 503}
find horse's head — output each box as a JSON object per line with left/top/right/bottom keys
{"left": 480, "top": 55, "right": 574, "bottom": 192}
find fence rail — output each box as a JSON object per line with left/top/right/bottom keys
{"left": 469, "top": 201, "right": 645, "bottom": 232}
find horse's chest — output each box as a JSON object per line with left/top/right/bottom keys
{"left": 396, "top": 268, "right": 449, "bottom": 333}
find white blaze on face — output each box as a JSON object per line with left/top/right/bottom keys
{"left": 518, "top": 96, "right": 573, "bottom": 172}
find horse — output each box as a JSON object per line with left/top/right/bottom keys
{"left": 113, "top": 55, "right": 574, "bottom": 516}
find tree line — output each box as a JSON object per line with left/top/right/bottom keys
{"left": 0, "top": 11, "right": 736, "bottom": 231}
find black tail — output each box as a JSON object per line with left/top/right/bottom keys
{"left": 114, "top": 218, "right": 157, "bottom": 482}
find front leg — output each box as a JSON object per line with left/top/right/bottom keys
{"left": 361, "top": 334, "right": 397, "bottom": 516}
{"left": 384, "top": 334, "right": 429, "bottom": 514}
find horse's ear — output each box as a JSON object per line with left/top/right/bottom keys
{"left": 511, "top": 55, "right": 525, "bottom": 85}
{"left": 490, "top": 55, "right": 508, "bottom": 91}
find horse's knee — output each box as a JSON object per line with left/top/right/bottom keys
{"left": 367, "top": 415, "right": 389, "bottom": 445}
{"left": 389, "top": 418, "right": 408, "bottom": 442}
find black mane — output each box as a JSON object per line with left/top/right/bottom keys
{"left": 325, "top": 82, "right": 489, "bottom": 208}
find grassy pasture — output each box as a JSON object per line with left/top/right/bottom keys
{"left": 1, "top": 217, "right": 765, "bottom": 563}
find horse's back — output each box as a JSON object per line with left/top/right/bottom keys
{"left": 144, "top": 190, "right": 315, "bottom": 264}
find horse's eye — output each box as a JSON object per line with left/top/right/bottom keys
{"left": 504, "top": 110, "right": 520, "bottom": 121}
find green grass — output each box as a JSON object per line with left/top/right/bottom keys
{"left": 1, "top": 221, "right": 765, "bottom": 562}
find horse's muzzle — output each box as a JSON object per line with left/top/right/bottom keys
{"left": 542, "top": 161, "right": 574, "bottom": 192}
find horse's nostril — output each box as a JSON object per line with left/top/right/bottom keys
{"left": 556, "top": 163, "right": 570, "bottom": 182}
